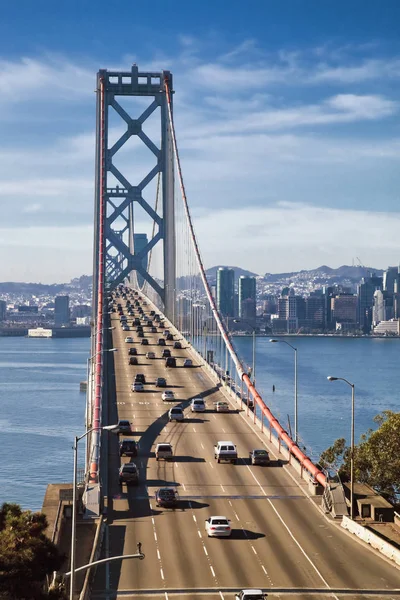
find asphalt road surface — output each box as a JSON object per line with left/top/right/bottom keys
{"left": 91, "top": 292, "right": 400, "bottom": 600}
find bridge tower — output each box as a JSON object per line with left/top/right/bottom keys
{"left": 93, "top": 65, "right": 176, "bottom": 318}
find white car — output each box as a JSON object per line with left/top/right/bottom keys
{"left": 131, "top": 382, "right": 144, "bottom": 392}
{"left": 169, "top": 407, "right": 184, "bottom": 422}
{"left": 162, "top": 390, "right": 175, "bottom": 401}
{"left": 215, "top": 401, "right": 229, "bottom": 413}
{"left": 124, "top": 336, "right": 134, "bottom": 343}
{"left": 191, "top": 398, "right": 205, "bottom": 412}
{"left": 205, "top": 516, "right": 232, "bottom": 538}
{"left": 146, "top": 351, "right": 156, "bottom": 359}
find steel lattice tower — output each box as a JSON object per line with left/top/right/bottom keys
{"left": 93, "top": 65, "right": 176, "bottom": 317}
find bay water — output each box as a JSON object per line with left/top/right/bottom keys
{"left": 0, "top": 335, "right": 398, "bottom": 512}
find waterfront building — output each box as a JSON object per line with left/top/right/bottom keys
{"left": 305, "top": 292, "right": 325, "bottom": 329}
{"left": 373, "top": 319, "right": 400, "bottom": 335}
{"left": 0, "top": 300, "right": 6, "bottom": 321}
{"left": 331, "top": 294, "right": 358, "bottom": 324}
{"left": 134, "top": 233, "right": 149, "bottom": 288}
{"left": 373, "top": 290, "right": 394, "bottom": 325}
{"left": 238, "top": 276, "right": 256, "bottom": 325}
{"left": 358, "top": 275, "right": 383, "bottom": 333}
{"left": 54, "top": 296, "right": 70, "bottom": 327}
{"left": 217, "top": 268, "right": 235, "bottom": 317}
{"left": 383, "top": 266, "right": 399, "bottom": 294}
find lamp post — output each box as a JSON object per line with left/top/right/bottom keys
{"left": 269, "top": 339, "right": 298, "bottom": 444}
{"left": 327, "top": 376, "right": 355, "bottom": 520}
{"left": 70, "top": 423, "right": 119, "bottom": 600}
{"left": 234, "top": 319, "right": 256, "bottom": 387}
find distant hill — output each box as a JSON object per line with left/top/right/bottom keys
{"left": 0, "top": 275, "right": 92, "bottom": 295}
{"left": 206, "top": 266, "right": 259, "bottom": 282}
{"left": 263, "top": 265, "right": 384, "bottom": 283}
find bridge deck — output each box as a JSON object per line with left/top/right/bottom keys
{"left": 92, "top": 294, "right": 400, "bottom": 599}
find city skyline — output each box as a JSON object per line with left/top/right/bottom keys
{"left": 1, "top": 2, "right": 400, "bottom": 281}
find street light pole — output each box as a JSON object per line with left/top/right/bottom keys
{"left": 327, "top": 376, "right": 355, "bottom": 520}
{"left": 70, "top": 423, "right": 118, "bottom": 600}
{"left": 270, "top": 339, "right": 298, "bottom": 444}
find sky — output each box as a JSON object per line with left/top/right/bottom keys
{"left": 1, "top": 0, "right": 400, "bottom": 282}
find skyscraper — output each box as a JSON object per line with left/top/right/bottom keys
{"left": 238, "top": 276, "right": 256, "bottom": 325}
{"left": 134, "top": 233, "right": 149, "bottom": 288}
{"left": 54, "top": 296, "right": 70, "bottom": 327}
{"left": 358, "top": 275, "right": 383, "bottom": 332}
{"left": 217, "top": 268, "right": 235, "bottom": 317}
{"left": 383, "top": 267, "right": 399, "bottom": 294}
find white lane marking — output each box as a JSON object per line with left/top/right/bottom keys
{"left": 243, "top": 460, "right": 340, "bottom": 599}
{"left": 198, "top": 530, "right": 202, "bottom": 538}
{"left": 193, "top": 515, "right": 197, "bottom": 522}
{"left": 209, "top": 462, "right": 214, "bottom": 469}
{"left": 160, "top": 568, "right": 164, "bottom": 580}
{"left": 234, "top": 513, "right": 240, "bottom": 521}
{"left": 220, "top": 484, "right": 226, "bottom": 492}
{"left": 157, "top": 549, "right": 160, "bottom": 559}
{"left": 152, "top": 518, "right": 155, "bottom": 525}
{"left": 182, "top": 482, "right": 186, "bottom": 491}
{"left": 210, "top": 566, "right": 216, "bottom": 577}
{"left": 201, "top": 442, "right": 205, "bottom": 449}
{"left": 262, "top": 565, "right": 268, "bottom": 575}
{"left": 193, "top": 427, "right": 196, "bottom": 433}
{"left": 228, "top": 500, "right": 232, "bottom": 506}
{"left": 154, "top": 532, "right": 158, "bottom": 542}
{"left": 222, "top": 428, "right": 226, "bottom": 433}
{"left": 165, "top": 593, "right": 169, "bottom": 600}
{"left": 219, "top": 593, "right": 225, "bottom": 600}
{"left": 203, "top": 546, "right": 208, "bottom": 556}
{"left": 251, "top": 545, "right": 257, "bottom": 554}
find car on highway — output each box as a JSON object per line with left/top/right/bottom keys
{"left": 155, "top": 377, "right": 167, "bottom": 387}
{"left": 158, "top": 322, "right": 165, "bottom": 328}
{"left": 162, "top": 348, "right": 171, "bottom": 358}
{"left": 118, "top": 463, "right": 139, "bottom": 486}
{"left": 141, "top": 338, "right": 149, "bottom": 345}
{"left": 161, "top": 390, "right": 175, "bottom": 401}
{"left": 214, "top": 401, "right": 229, "bottom": 412}
{"left": 115, "top": 420, "right": 132, "bottom": 434}
{"left": 119, "top": 439, "right": 138, "bottom": 457}
{"left": 132, "top": 381, "right": 144, "bottom": 392}
{"left": 137, "top": 331, "right": 144, "bottom": 338}
{"left": 191, "top": 398, "right": 206, "bottom": 412}
{"left": 166, "top": 333, "right": 174, "bottom": 341}
{"left": 128, "top": 347, "right": 138, "bottom": 356}
{"left": 183, "top": 359, "right": 193, "bottom": 367}
{"left": 249, "top": 449, "right": 270, "bottom": 466}
{"left": 163, "top": 329, "right": 170, "bottom": 337}
{"left": 129, "top": 356, "right": 138, "bottom": 366}
{"left": 173, "top": 341, "right": 182, "bottom": 349}
{"left": 124, "top": 336, "right": 134, "bottom": 343}
{"left": 136, "top": 325, "right": 143, "bottom": 332}
{"left": 135, "top": 373, "right": 146, "bottom": 384}
{"left": 235, "top": 591, "right": 266, "bottom": 600}
{"left": 122, "top": 325, "right": 130, "bottom": 331}
{"left": 169, "top": 406, "right": 184, "bottom": 422}
{"left": 165, "top": 357, "right": 177, "bottom": 368}
{"left": 146, "top": 351, "right": 155, "bottom": 359}
{"left": 155, "top": 442, "right": 173, "bottom": 461}
{"left": 150, "top": 326, "right": 157, "bottom": 333}
{"left": 205, "top": 516, "right": 232, "bottom": 538}
{"left": 157, "top": 338, "right": 166, "bottom": 346}
{"left": 155, "top": 487, "right": 178, "bottom": 508}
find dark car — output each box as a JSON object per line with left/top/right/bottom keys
{"left": 116, "top": 419, "right": 131, "bottom": 434}
{"left": 249, "top": 449, "right": 270, "bottom": 466}
{"left": 138, "top": 331, "right": 144, "bottom": 338}
{"left": 157, "top": 338, "right": 166, "bottom": 346}
{"left": 155, "top": 377, "right": 167, "bottom": 387}
{"left": 162, "top": 349, "right": 171, "bottom": 358}
{"left": 119, "top": 463, "right": 139, "bottom": 486}
{"left": 134, "top": 318, "right": 141, "bottom": 326}
{"left": 151, "top": 326, "right": 157, "bottom": 333}
{"left": 135, "top": 373, "right": 146, "bottom": 384}
{"left": 129, "top": 356, "right": 138, "bottom": 365}
{"left": 150, "top": 310, "right": 155, "bottom": 316}
{"left": 141, "top": 338, "right": 149, "bottom": 345}
{"left": 128, "top": 347, "right": 138, "bottom": 356}
{"left": 136, "top": 326, "right": 143, "bottom": 332}
{"left": 165, "top": 357, "right": 176, "bottom": 368}
{"left": 155, "top": 487, "right": 178, "bottom": 508}
{"left": 119, "top": 439, "right": 138, "bottom": 457}
{"left": 166, "top": 333, "right": 174, "bottom": 341}
{"left": 158, "top": 322, "right": 165, "bottom": 328}
{"left": 173, "top": 341, "right": 182, "bottom": 349}
{"left": 146, "top": 320, "right": 153, "bottom": 327}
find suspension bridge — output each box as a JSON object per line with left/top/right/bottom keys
{"left": 76, "top": 65, "right": 400, "bottom": 599}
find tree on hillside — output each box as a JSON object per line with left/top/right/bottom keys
{"left": 319, "top": 411, "right": 400, "bottom": 503}
{"left": 0, "top": 503, "right": 66, "bottom": 599}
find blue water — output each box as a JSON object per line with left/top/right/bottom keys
{"left": 0, "top": 337, "right": 89, "bottom": 511}
{"left": 234, "top": 336, "right": 400, "bottom": 462}
{"left": 0, "top": 335, "right": 398, "bottom": 511}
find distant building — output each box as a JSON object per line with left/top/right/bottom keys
{"left": 358, "top": 275, "right": 383, "bottom": 332}
{"left": 373, "top": 290, "right": 394, "bottom": 325}
{"left": 373, "top": 319, "right": 400, "bottom": 335}
{"left": 134, "top": 233, "right": 149, "bottom": 288}
{"left": 54, "top": 296, "right": 70, "bottom": 327}
{"left": 71, "top": 304, "right": 91, "bottom": 319}
{"left": 238, "top": 276, "right": 256, "bottom": 325}
{"left": 331, "top": 295, "right": 358, "bottom": 324}
{"left": 17, "top": 305, "right": 38, "bottom": 313}
{"left": 0, "top": 300, "right": 6, "bottom": 321}
{"left": 217, "top": 268, "right": 235, "bottom": 317}
{"left": 383, "top": 266, "right": 399, "bottom": 294}
{"left": 305, "top": 292, "right": 325, "bottom": 329}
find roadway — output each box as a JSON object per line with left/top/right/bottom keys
{"left": 92, "top": 291, "right": 400, "bottom": 599}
